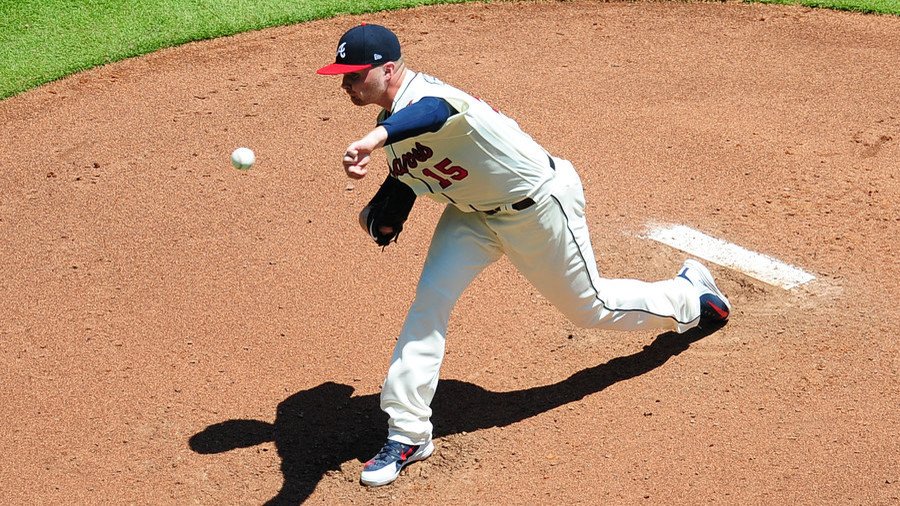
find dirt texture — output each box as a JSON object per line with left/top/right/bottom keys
{"left": 2, "top": 1, "right": 899, "bottom": 504}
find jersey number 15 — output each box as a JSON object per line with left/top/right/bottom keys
{"left": 422, "top": 158, "right": 469, "bottom": 189}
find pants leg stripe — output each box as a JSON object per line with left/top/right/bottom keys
{"left": 550, "top": 194, "right": 695, "bottom": 326}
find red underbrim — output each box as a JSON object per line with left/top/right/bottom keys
{"left": 316, "top": 63, "right": 374, "bottom": 75}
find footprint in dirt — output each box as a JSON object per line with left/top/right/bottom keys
{"left": 852, "top": 116, "right": 897, "bottom": 159}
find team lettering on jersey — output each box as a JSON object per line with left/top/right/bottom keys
{"left": 391, "top": 142, "right": 434, "bottom": 177}
{"left": 390, "top": 142, "right": 470, "bottom": 189}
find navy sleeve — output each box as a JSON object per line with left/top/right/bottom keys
{"left": 378, "top": 97, "right": 457, "bottom": 144}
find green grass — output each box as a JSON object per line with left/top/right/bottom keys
{"left": 754, "top": 0, "right": 900, "bottom": 14}
{"left": 0, "top": 0, "right": 474, "bottom": 100}
{"left": 0, "top": 0, "right": 897, "bottom": 100}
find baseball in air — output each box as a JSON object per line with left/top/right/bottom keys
{"left": 231, "top": 147, "right": 255, "bottom": 170}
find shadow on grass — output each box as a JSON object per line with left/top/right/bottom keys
{"left": 189, "top": 325, "right": 721, "bottom": 504}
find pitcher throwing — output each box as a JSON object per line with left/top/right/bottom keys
{"left": 316, "top": 23, "right": 732, "bottom": 487}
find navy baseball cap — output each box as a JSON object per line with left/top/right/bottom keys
{"left": 316, "top": 23, "right": 401, "bottom": 75}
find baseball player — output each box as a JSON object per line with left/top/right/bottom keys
{"left": 317, "top": 23, "right": 732, "bottom": 487}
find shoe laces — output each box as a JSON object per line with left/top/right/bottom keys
{"left": 371, "top": 440, "right": 413, "bottom": 466}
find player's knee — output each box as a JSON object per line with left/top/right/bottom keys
{"left": 567, "top": 313, "right": 598, "bottom": 329}
{"left": 560, "top": 304, "right": 610, "bottom": 329}
{"left": 413, "top": 280, "right": 454, "bottom": 306}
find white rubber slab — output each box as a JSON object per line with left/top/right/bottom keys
{"left": 644, "top": 224, "right": 816, "bottom": 289}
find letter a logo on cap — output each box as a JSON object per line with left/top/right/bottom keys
{"left": 316, "top": 24, "right": 401, "bottom": 75}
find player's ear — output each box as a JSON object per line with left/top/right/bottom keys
{"left": 382, "top": 61, "right": 397, "bottom": 80}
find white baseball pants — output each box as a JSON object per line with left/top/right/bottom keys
{"left": 381, "top": 159, "right": 701, "bottom": 445}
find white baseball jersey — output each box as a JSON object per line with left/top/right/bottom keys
{"left": 379, "top": 72, "right": 555, "bottom": 212}
{"left": 375, "top": 69, "right": 704, "bottom": 447}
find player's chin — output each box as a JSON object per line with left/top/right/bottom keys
{"left": 348, "top": 94, "right": 366, "bottom": 106}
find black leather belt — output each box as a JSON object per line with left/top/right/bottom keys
{"left": 482, "top": 155, "right": 554, "bottom": 216}
{"left": 484, "top": 197, "right": 535, "bottom": 215}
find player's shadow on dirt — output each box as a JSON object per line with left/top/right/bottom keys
{"left": 189, "top": 326, "right": 718, "bottom": 504}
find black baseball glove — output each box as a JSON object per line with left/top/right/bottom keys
{"left": 365, "top": 175, "right": 416, "bottom": 247}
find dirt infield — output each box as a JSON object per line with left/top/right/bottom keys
{"left": 2, "top": 1, "right": 898, "bottom": 504}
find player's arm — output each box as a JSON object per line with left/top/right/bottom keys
{"left": 342, "top": 97, "right": 457, "bottom": 179}
{"left": 378, "top": 97, "right": 457, "bottom": 143}
{"left": 343, "top": 127, "right": 387, "bottom": 179}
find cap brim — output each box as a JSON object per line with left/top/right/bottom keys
{"left": 316, "top": 63, "right": 374, "bottom": 75}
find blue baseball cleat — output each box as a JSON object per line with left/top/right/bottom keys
{"left": 678, "top": 259, "right": 732, "bottom": 328}
{"left": 360, "top": 439, "right": 435, "bottom": 486}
